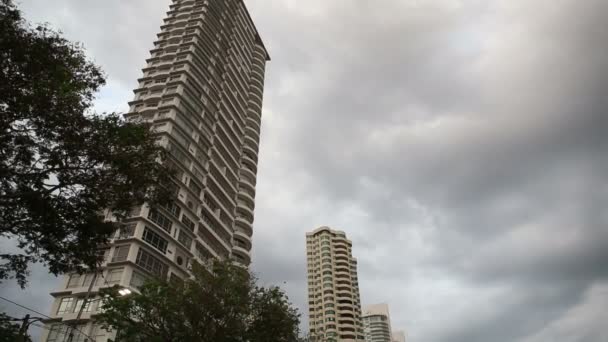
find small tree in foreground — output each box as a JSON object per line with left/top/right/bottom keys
{"left": 96, "top": 261, "right": 301, "bottom": 342}
{"left": 0, "top": 0, "right": 173, "bottom": 287}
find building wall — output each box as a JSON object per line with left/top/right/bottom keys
{"left": 306, "top": 226, "right": 365, "bottom": 342}
{"left": 41, "top": 0, "right": 269, "bottom": 341}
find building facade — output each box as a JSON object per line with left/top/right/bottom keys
{"left": 362, "top": 304, "right": 393, "bottom": 342}
{"left": 306, "top": 226, "right": 365, "bottom": 342}
{"left": 41, "top": 0, "right": 269, "bottom": 340}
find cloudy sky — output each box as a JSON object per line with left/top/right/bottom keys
{"left": 2, "top": 0, "right": 607, "bottom": 341}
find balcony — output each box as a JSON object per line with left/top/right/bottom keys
{"left": 233, "top": 229, "right": 252, "bottom": 249}
{"left": 232, "top": 245, "right": 251, "bottom": 265}
{"left": 235, "top": 216, "right": 253, "bottom": 237}
{"left": 244, "top": 135, "right": 259, "bottom": 151}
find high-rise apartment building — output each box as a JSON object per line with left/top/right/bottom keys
{"left": 306, "top": 226, "right": 365, "bottom": 342}
{"left": 41, "top": 0, "right": 269, "bottom": 340}
{"left": 362, "top": 303, "right": 393, "bottom": 342}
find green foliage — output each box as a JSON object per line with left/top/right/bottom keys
{"left": 0, "top": 0, "right": 173, "bottom": 287}
{"left": 96, "top": 261, "right": 301, "bottom": 342}
{"left": 0, "top": 313, "right": 30, "bottom": 342}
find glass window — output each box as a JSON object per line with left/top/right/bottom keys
{"left": 178, "top": 229, "right": 193, "bottom": 249}
{"left": 181, "top": 215, "right": 196, "bottom": 231}
{"left": 46, "top": 324, "right": 69, "bottom": 342}
{"left": 136, "top": 248, "right": 168, "bottom": 277}
{"left": 83, "top": 273, "right": 96, "bottom": 287}
{"left": 163, "top": 201, "right": 181, "bottom": 218}
{"left": 130, "top": 271, "right": 149, "bottom": 289}
{"left": 143, "top": 227, "right": 168, "bottom": 253}
{"left": 90, "top": 324, "right": 109, "bottom": 340}
{"left": 117, "top": 223, "right": 136, "bottom": 239}
{"left": 106, "top": 268, "right": 124, "bottom": 285}
{"left": 66, "top": 274, "right": 81, "bottom": 288}
{"left": 171, "top": 128, "right": 189, "bottom": 148}
{"left": 73, "top": 298, "right": 93, "bottom": 314}
{"left": 111, "top": 245, "right": 130, "bottom": 262}
{"left": 188, "top": 179, "right": 202, "bottom": 196}
{"left": 148, "top": 209, "right": 172, "bottom": 232}
{"left": 56, "top": 297, "right": 74, "bottom": 314}
{"left": 97, "top": 248, "right": 110, "bottom": 263}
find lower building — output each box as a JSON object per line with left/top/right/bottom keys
{"left": 392, "top": 331, "right": 406, "bottom": 342}
{"left": 362, "top": 303, "right": 393, "bottom": 342}
{"left": 306, "top": 226, "right": 365, "bottom": 341}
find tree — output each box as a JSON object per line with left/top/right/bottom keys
{"left": 0, "top": 0, "right": 173, "bottom": 287}
{"left": 96, "top": 261, "right": 301, "bottom": 342}
{"left": 0, "top": 313, "right": 32, "bottom": 342}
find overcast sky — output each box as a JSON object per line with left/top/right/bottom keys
{"left": 1, "top": 0, "right": 607, "bottom": 341}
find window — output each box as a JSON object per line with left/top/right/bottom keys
{"left": 143, "top": 227, "right": 168, "bottom": 253}
{"left": 66, "top": 274, "right": 81, "bottom": 288}
{"left": 163, "top": 201, "right": 182, "bottom": 218}
{"left": 181, "top": 215, "right": 196, "bottom": 231}
{"left": 70, "top": 326, "right": 89, "bottom": 342}
{"left": 169, "top": 273, "right": 184, "bottom": 287}
{"left": 178, "top": 229, "right": 193, "bottom": 249}
{"left": 83, "top": 273, "right": 97, "bottom": 287}
{"left": 97, "top": 248, "right": 110, "bottom": 263}
{"left": 188, "top": 179, "right": 202, "bottom": 196}
{"left": 91, "top": 324, "right": 109, "bottom": 341}
{"left": 106, "top": 268, "right": 124, "bottom": 285}
{"left": 130, "top": 271, "right": 148, "bottom": 289}
{"left": 171, "top": 128, "right": 189, "bottom": 148}
{"left": 57, "top": 297, "right": 74, "bottom": 314}
{"left": 73, "top": 298, "right": 93, "bottom": 314}
{"left": 117, "top": 223, "right": 136, "bottom": 239}
{"left": 46, "top": 324, "right": 69, "bottom": 342}
{"left": 111, "top": 245, "right": 130, "bottom": 262}
{"left": 136, "top": 248, "right": 168, "bottom": 277}
{"left": 149, "top": 209, "right": 172, "bottom": 232}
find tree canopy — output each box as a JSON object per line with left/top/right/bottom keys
{"left": 96, "top": 261, "right": 301, "bottom": 342}
{"left": 0, "top": 313, "right": 31, "bottom": 342}
{"left": 0, "top": 0, "right": 173, "bottom": 287}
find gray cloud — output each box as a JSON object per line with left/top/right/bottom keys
{"left": 2, "top": 0, "right": 606, "bottom": 341}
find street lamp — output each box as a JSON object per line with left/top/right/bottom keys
{"left": 118, "top": 288, "right": 132, "bottom": 296}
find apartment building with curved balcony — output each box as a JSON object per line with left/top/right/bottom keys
{"left": 306, "top": 227, "right": 365, "bottom": 342}
{"left": 42, "top": 0, "right": 269, "bottom": 340}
